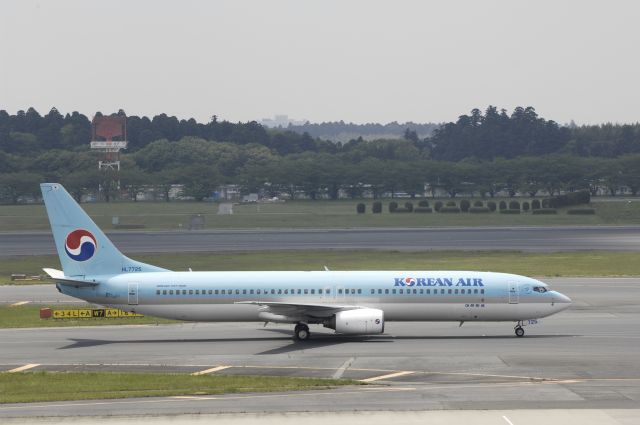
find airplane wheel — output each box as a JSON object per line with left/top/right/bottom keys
{"left": 515, "top": 326, "right": 525, "bottom": 337}
{"left": 294, "top": 324, "right": 310, "bottom": 341}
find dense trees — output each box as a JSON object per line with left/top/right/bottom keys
{"left": 2, "top": 106, "right": 640, "bottom": 203}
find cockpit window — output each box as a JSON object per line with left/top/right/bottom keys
{"left": 533, "top": 286, "right": 548, "bottom": 293}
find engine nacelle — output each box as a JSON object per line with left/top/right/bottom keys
{"left": 325, "top": 308, "right": 384, "bottom": 335}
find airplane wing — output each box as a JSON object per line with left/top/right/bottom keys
{"left": 42, "top": 268, "right": 99, "bottom": 287}
{"left": 235, "top": 300, "right": 361, "bottom": 319}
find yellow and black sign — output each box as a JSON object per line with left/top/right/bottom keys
{"left": 52, "top": 308, "right": 143, "bottom": 319}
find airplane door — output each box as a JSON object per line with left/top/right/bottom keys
{"left": 128, "top": 283, "right": 139, "bottom": 305}
{"left": 508, "top": 282, "right": 519, "bottom": 304}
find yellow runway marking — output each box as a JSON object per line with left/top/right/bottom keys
{"left": 7, "top": 363, "right": 40, "bottom": 373}
{"left": 360, "top": 371, "right": 414, "bottom": 382}
{"left": 9, "top": 301, "right": 30, "bottom": 307}
{"left": 191, "top": 365, "right": 232, "bottom": 376}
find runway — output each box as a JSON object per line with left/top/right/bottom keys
{"left": 1, "top": 278, "right": 639, "bottom": 419}
{"left": 2, "top": 225, "right": 640, "bottom": 257}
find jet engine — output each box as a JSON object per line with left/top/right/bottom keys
{"left": 324, "top": 308, "right": 384, "bottom": 334}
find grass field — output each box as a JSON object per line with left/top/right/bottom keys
{"left": 1, "top": 198, "right": 640, "bottom": 231}
{"left": 0, "top": 372, "right": 358, "bottom": 403}
{"left": 3, "top": 250, "right": 640, "bottom": 286}
{"left": 0, "top": 304, "right": 177, "bottom": 328}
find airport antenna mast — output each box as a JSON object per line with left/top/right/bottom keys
{"left": 90, "top": 114, "right": 128, "bottom": 199}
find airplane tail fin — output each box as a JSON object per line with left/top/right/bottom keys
{"left": 40, "top": 183, "right": 169, "bottom": 278}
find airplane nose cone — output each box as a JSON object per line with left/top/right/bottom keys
{"left": 554, "top": 292, "right": 572, "bottom": 310}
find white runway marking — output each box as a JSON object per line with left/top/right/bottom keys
{"left": 332, "top": 357, "right": 355, "bottom": 379}
{"left": 7, "top": 363, "right": 40, "bottom": 373}
{"left": 502, "top": 415, "right": 515, "bottom": 425}
{"left": 9, "top": 301, "right": 30, "bottom": 306}
{"left": 360, "top": 371, "right": 414, "bottom": 382}
{"left": 191, "top": 365, "right": 232, "bottom": 376}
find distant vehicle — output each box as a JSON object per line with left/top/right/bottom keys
{"left": 41, "top": 183, "right": 571, "bottom": 340}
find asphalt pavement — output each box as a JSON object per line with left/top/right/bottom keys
{"left": 2, "top": 226, "right": 640, "bottom": 257}
{"left": 1, "top": 278, "right": 639, "bottom": 420}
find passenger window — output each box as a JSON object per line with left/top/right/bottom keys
{"left": 448, "top": 289, "right": 452, "bottom": 294}
{"left": 319, "top": 289, "right": 323, "bottom": 294}
{"left": 189, "top": 290, "right": 193, "bottom": 295}
{"left": 195, "top": 290, "right": 200, "bottom": 295}
{"left": 371, "top": 289, "right": 375, "bottom": 294}
{"left": 208, "top": 290, "right": 212, "bottom": 294}
{"left": 426, "top": 289, "right": 430, "bottom": 294}
{"left": 480, "top": 289, "right": 485, "bottom": 294}
{"left": 413, "top": 289, "right": 417, "bottom": 294}
{"left": 221, "top": 290, "right": 226, "bottom": 294}
{"left": 399, "top": 289, "right": 403, "bottom": 294}
{"left": 157, "top": 290, "right": 161, "bottom": 295}
{"left": 440, "top": 289, "right": 445, "bottom": 294}
{"left": 454, "top": 289, "right": 458, "bottom": 294}
{"left": 169, "top": 290, "right": 174, "bottom": 295}
{"left": 461, "top": 289, "right": 465, "bottom": 294}
{"left": 392, "top": 289, "right": 396, "bottom": 294}
{"left": 474, "top": 289, "right": 478, "bottom": 294}
{"left": 338, "top": 289, "right": 343, "bottom": 294}
{"left": 271, "top": 289, "right": 275, "bottom": 294}
{"left": 236, "top": 289, "right": 240, "bottom": 295}
{"left": 277, "top": 289, "right": 281, "bottom": 294}
{"left": 378, "top": 289, "right": 382, "bottom": 294}
{"left": 256, "top": 289, "right": 260, "bottom": 294}
{"left": 311, "top": 289, "right": 315, "bottom": 294}
{"left": 304, "top": 289, "right": 309, "bottom": 294}
{"left": 243, "top": 289, "right": 247, "bottom": 294}
{"left": 385, "top": 289, "right": 389, "bottom": 294}
{"left": 215, "top": 289, "right": 219, "bottom": 294}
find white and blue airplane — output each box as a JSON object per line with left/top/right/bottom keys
{"left": 41, "top": 183, "right": 571, "bottom": 340}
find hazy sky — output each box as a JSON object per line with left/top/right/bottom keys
{"left": 2, "top": 0, "right": 639, "bottom": 124}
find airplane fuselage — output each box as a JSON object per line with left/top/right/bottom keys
{"left": 59, "top": 270, "right": 571, "bottom": 323}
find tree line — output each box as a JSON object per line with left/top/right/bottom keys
{"left": 2, "top": 136, "right": 640, "bottom": 203}
{"left": 1, "top": 106, "right": 640, "bottom": 203}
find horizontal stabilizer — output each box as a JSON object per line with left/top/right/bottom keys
{"left": 42, "top": 268, "right": 99, "bottom": 287}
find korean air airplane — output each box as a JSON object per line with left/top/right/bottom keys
{"left": 41, "top": 183, "right": 571, "bottom": 340}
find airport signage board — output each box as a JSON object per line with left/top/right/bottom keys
{"left": 52, "top": 308, "right": 143, "bottom": 319}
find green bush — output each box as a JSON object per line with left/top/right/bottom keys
{"left": 446, "top": 200, "right": 457, "bottom": 207}
{"left": 418, "top": 200, "right": 429, "bottom": 207}
{"left": 469, "top": 207, "right": 490, "bottom": 213}
{"left": 531, "top": 199, "right": 541, "bottom": 210}
{"left": 548, "top": 190, "right": 591, "bottom": 208}
{"left": 460, "top": 199, "right": 471, "bottom": 212}
{"left": 434, "top": 201, "right": 443, "bottom": 212}
{"left": 414, "top": 207, "right": 433, "bottom": 213}
{"left": 487, "top": 201, "right": 497, "bottom": 212}
{"left": 499, "top": 200, "right": 507, "bottom": 210}
{"left": 509, "top": 200, "right": 520, "bottom": 210}
{"left": 389, "top": 201, "right": 398, "bottom": 213}
{"left": 439, "top": 206, "right": 461, "bottom": 213}
{"left": 532, "top": 208, "right": 557, "bottom": 215}
{"left": 404, "top": 202, "right": 414, "bottom": 212}
{"left": 567, "top": 208, "right": 596, "bottom": 215}
{"left": 372, "top": 201, "right": 382, "bottom": 214}
{"left": 356, "top": 203, "right": 365, "bottom": 214}
{"left": 473, "top": 200, "right": 484, "bottom": 207}
{"left": 522, "top": 201, "right": 530, "bottom": 211}
{"left": 393, "top": 207, "right": 411, "bottom": 213}
{"left": 500, "top": 209, "right": 521, "bottom": 214}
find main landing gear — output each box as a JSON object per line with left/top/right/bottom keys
{"left": 514, "top": 321, "right": 525, "bottom": 337}
{"left": 294, "top": 323, "right": 310, "bottom": 341}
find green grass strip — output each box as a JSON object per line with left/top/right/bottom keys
{"left": 3, "top": 250, "right": 640, "bottom": 285}
{"left": 0, "top": 371, "right": 359, "bottom": 403}
{"left": 0, "top": 305, "right": 177, "bottom": 328}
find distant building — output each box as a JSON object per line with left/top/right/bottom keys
{"left": 261, "top": 114, "right": 307, "bottom": 128}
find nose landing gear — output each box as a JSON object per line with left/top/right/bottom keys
{"left": 514, "top": 321, "right": 525, "bottom": 337}
{"left": 294, "top": 323, "right": 310, "bottom": 341}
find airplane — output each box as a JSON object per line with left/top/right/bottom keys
{"left": 40, "top": 183, "right": 572, "bottom": 340}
